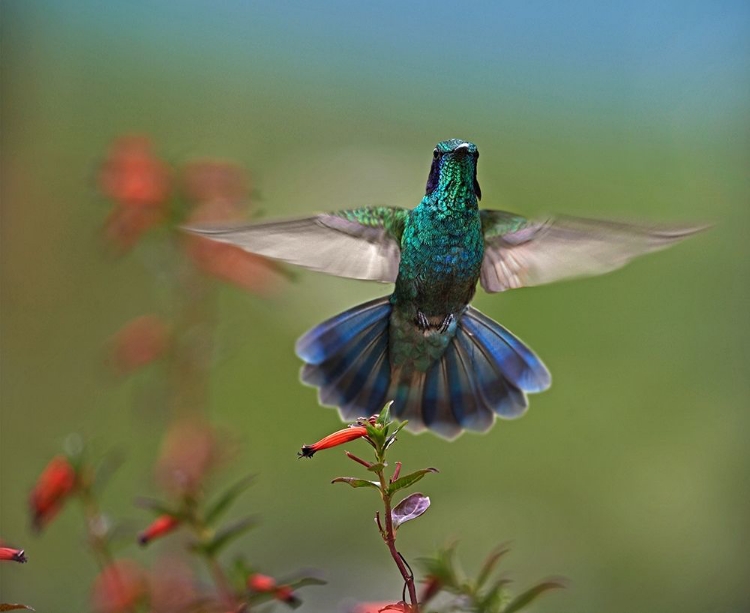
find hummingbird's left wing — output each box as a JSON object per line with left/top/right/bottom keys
{"left": 186, "top": 206, "right": 409, "bottom": 283}
{"left": 479, "top": 210, "right": 706, "bottom": 293}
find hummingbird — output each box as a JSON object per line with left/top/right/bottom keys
{"left": 190, "top": 139, "right": 704, "bottom": 438}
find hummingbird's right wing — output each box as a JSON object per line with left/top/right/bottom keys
{"left": 479, "top": 211, "right": 707, "bottom": 293}
{"left": 185, "top": 206, "right": 409, "bottom": 283}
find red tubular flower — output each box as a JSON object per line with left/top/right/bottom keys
{"left": 274, "top": 585, "right": 300, "bottom": 606}
{"left": 298, "top": 426, "right": 369, "bottom": 458}
{"left": 0, "top": 546, "right": 27, "bottom": 563}
{"left": 138, "top": 515, "right": 181, "bottom": 546}
{"left": 107, "top": 315, "right": 170, "bottom": 375}
{"left": 247, "top": 573, "right": 276, "bottom": 592}
{"left": 247, "top": 574, "right": 299, "bottom": 607}
{"left": 29, "top": 456, "right": 77, "bottom": 531}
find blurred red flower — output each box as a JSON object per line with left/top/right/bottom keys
{"left": 107, "top": 315, "right": 170, "bottom": 375}
{"left": 273, "top": 585, "right": 300, "bottom": 606}
{"left": 102, "top": 205, "right": 167, "bottom": 253}
{"left": 91, "top": 559, "right": 148, "bottom": 613}
{"left": 148, "top": 556, "right": 199, "bottom": 613}
{"left": 99, "top": 136, "right": 171, "bottom": 252}
{"left": 247, "top": 573, "right": 276, "bottom": 592}
{"left": 0, "top": 546, "right": 27, "bottom": 563}
{"left": 29, "top": 455, "right": 77, "bottom": 531}
{"left": 155, "top": 418, "right": 224, "bottom": 495}
{"left": 138, "top": 514, "right": 181, "bottom": 546}
{"left": 100, "top": 136, "right": 171, "bottom": 208}
{"left": 182, "top": 161, "right": 280, "bottom": 294}
{"left": 183, "top": 160, "right": 247, "bottom": 205}
{"left": 419, "top": 575, "right": 442, "bottom": 604}
{"left": 247, "top": 573, "right": 300, "bottom": 606}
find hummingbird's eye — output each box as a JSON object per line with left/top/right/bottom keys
{"left": 433, "top": 149, "right": 439, "bottom": 159}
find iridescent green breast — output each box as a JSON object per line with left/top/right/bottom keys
{"left": 393, "top": 195, "right": 484, "bottom": 317}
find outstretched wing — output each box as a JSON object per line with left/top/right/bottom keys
{"left": 186, "top": 206, "right": 409, "bottom": 283}
{"left": 480, "top": 210, "right": 707, "bottom": 293}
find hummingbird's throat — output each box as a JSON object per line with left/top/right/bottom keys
{"left": 439, "top": 162, "right": 478, "bottom": 205}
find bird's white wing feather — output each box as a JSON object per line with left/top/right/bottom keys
{"left": 480, "top": 214, "right": 707, "bottom": 293}
{"left": 186, "top": 212, "right": 405, "bottom": 283}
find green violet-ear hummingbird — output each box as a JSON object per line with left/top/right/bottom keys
{"left": 189, "top": 139, "right": 705, "bottom": 439}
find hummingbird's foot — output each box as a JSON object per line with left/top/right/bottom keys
{"left": 439, "top": 313, "right": 455, "bottom": 333}
{"left": 416, "top": 311, "right": 431, "bottom": 330}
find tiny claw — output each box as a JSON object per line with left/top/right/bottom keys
{"left": 439, "top": 313, "right": 455, "bottom": 333}
{"left": 416, "top": 311, "right": 430, "bottom": 330}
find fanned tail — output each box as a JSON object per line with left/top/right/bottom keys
{"left": 389, "top": 306, "right": 551, "bottom": 439}
{"left": 296, "top": 297, "right": 393, "bottom": 421}
{"left": 296, "top": 299, "right": 551, "bottom": 439}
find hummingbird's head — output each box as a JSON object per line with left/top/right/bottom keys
{"left": 425, "top": 139, "right": 481, "bottom": 200}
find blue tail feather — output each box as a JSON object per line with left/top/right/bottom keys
{"left": 297, "top": 298, "right": 550, "bottom": 439}
{"left": 339, "top": 348, "right": 391, "bottom": 420}
{"left": 454, "top": 325, "right": 528, "bottom": 419}
{"left": 461, "top": 307, "right": 552, "bottom": 393}
{"left": 445, "top": 336, "right": 494, "bottom": 431}
{"left": 297, "top": 297, "right": 393, "bottom": 420}
{"left": 295, "top": 298, "right": 392, "bottom": 365}
{"left": 317, "top": 322, "right": 389, "bottom": 408}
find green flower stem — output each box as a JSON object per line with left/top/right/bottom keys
{"left": 373, "top": 450, "right": 419, "bottom": 612}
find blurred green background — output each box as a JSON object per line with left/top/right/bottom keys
{"left": 1, "top": 1, "right": 749, "bottom": 611}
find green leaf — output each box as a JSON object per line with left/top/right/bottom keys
{"left": 476, "top": 544, "right": 512, "bottom": 588}
{"left": 288, "top": 577, "right": 327, "bottom": 589}
{"left": 366, "top": 462, "right": 386, "bottom": 473}
{"left": 388, "top": 467, "right": 438, "bottom": 494}
{"left": 198, "top": 516, "right": 257, "bottom": 557}
{"left": 417, "top": 543, "right": 462, "bottom": 589}
{"left": 501, "top": 580, "right": 565, "bottom": 613}
{"left": 331, "top": 477, "right": 380, "bottom": 490}
{"left": 477, "top": 577, "right": 512, "bottom": 612}
{"left": 384, "top": 421, "right": 407, "bottom": 449}
{"left": 377, "top": 401, "right": 392, "bottom": 426}
{"left": 0, "top": 605, "right": 35, "bottom": 612}
{"left": 205, "top": 474, "right": 255, "bottom": 525}
{"left": 391, "top": 492, "right": 430, "bottom": 528}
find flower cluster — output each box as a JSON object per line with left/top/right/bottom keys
{"left": 99, "top": 137, "right": 284, "bottom": 383}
